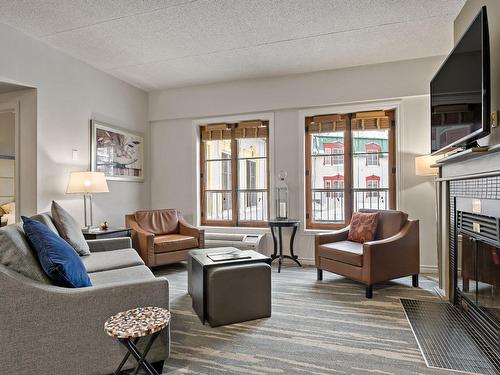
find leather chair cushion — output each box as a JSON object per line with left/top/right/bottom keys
{"left": 360, "top": 209, "right": 408, "bottom": 240}
{"left": 318, "top": 240, "right": 363, "bottom": 267}
{"left": 154, "top": 234, "right": 198, "bottom": 253}
{"left": 135, "top": 209, "right": 179, "bottom": 235}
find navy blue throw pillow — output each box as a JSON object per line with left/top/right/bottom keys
{"left": 22, "top": 216, "right": 92, "bottom": 288}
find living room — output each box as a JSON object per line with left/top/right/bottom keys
{"left": 0, "top": 0, "right": 498, "bottom": 374}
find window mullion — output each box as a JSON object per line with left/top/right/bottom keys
{"left": 231, "top": 126, "right": 238, "bottom": 226}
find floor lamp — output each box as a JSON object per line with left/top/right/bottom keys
{"left": 415, "top": 154, "right": 442, "bottom": 287}
{"left": 66, "top": 171, "right": 109, "bottom": 229}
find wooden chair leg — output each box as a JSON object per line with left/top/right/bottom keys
{"left": 317, "top": 269, "right": 323, "bottom": 281}
{"left": 366, "top": 285, "right": 373, "bottom": 299}
{"left": 412, "top": 274, "right": 419, "bottom": 288}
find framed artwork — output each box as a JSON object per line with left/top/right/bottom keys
{"left": 90, "top": 120, "right": 145, "bottom": 182}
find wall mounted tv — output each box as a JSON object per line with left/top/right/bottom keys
{"left": 430, "top": 6, "right": 490, "bottom": 154}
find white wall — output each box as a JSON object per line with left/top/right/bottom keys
{"left": 0, "top": 111, "right": 15, "bottom": 157}
{"left": 0, "top": 22, "right": 149, "bottom": 225}
{"left": 149, "top": 57, "right": 443, "bottom": 269}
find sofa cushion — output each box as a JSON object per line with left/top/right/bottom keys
{"left": 135, "top": 209, "right": 179, "bottom": 235}
{"left": 31, "top": 212, "right": 60, "bottom": 235}
{"left": 89, "top": 265, "right": 155, "bottom": 286}
{"left": 318, "top": 240, "right": 363, "bottom": 267}
{"left": 154, "top": 234, "right": 198, "bottom": 253}
{"left": 348, "top": 212, "right": 379, "bottom": 243}
{"left": 360, "top": 209, "right": 407, "bottom": 240}
{"left": 0, "top": 224, "right": 52, "bottom": 284}
{"left": 22, "top": 216, "right": 92, "bottom": 288}
{"left": 51, "top": 201, "right": 90, "bottom": 256}
{"left": 82, "top": 248, "right": 144, "bottom": 273}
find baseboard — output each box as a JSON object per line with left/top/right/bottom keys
{"left": 420, "top": 265, "right": 438, "bottom": 274}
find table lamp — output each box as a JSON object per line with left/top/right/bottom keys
{"left": 66, "top": 171, "right": 109, "bottom": 229}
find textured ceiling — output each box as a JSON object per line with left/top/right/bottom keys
{"left": 0, "top": 0, "right": 465, "bottom": 91}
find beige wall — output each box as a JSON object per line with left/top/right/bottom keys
{"left": 149, "top": 57, "right": 444, "bottom": 269}
{"left": 454, "top": 1, "right": 500, "bottom": 146}
{"left": 0, "top": 22, "right": 150, "bottom": 225}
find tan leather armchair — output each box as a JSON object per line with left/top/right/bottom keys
{"left": 315, "top": 209, "right": 419, "bottom": 298}
{"left": 126, "top": 209, "right": 204, "bottom": 267}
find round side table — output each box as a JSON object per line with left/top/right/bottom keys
{"left": 268, "top": 219, "right": 302, "bottom": 273}
{"left": 104, "top": 306, "right": 170, "bottom": 375}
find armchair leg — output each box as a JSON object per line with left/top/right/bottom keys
{"left": 366, "top": 285, "right": 373, "bottom": 299}
{"left": 317, "top": 269, "right": 323, "bottom": 281}
{"left": 412, "top": 274, "right": 419, "bottom": 288}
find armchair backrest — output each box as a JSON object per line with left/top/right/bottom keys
{"left": 134, "top": 209, "right": 180, "bottom": 235}
{"left": 359, "top": 209, "right": 408, "bottom": 240}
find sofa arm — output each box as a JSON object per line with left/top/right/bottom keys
{"left": 0, "top": 265, "right": 170, "bottom": 375}
{"left": 363, "top": 220, "right": 420, "bottom": 284}
{"left": 179, "top": 216, "right": 205, "bottom": 248}
{"left": 87, "top": 237, "right": 132, "bottom": 252}
{"left": 315, "top": 226, "right": 350, "bottom": 246}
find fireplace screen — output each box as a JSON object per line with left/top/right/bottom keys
{"left": 459, "top": 234, "right": 500, "bottom": 322}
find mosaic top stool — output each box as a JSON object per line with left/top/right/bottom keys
{"left": 104, "top": 306, "right": 170, "bottom": 375}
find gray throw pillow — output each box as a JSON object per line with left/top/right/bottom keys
{"left": 51, "top": 201, "right": 90, "bottom": 256}
{"left": 0, "top": 224, "right": 52, "bottom": 284}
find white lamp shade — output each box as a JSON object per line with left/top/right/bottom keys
{"left": 66, "top": 172, "right": 109, "bottom": 193}
{"left": 415, "top": 154, "right": 441, "bottom": 176}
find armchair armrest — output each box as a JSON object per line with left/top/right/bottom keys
{"left": 363, "top": 220, "right": 420, "bottom": 284}
{"left": 179, "top": 216, "right": 205, "bottom": 248}
{"left": 125, "top": 214, "right": 155, "bottom": 265}
{"left": 315, "top": 226, "right": 350, "bottom": 246}
{"left": 87, "top": 237, "right": 132, "bottom": 252}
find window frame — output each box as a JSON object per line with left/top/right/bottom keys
{"left": 200, "top": 122, "right": 270, "bottom": 228}
{"left": 305, "top": 111, "right": 396, "bottom": 230}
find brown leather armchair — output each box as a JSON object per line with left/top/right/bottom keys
{"left": 315, "top": 209, "right": 419, "bottom": 298}
{"left": 126, "top": 209, "right": 204, "bottom": 267}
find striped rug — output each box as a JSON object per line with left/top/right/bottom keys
{"left": 154, "top": 264, "right": 455, "bottom": 374}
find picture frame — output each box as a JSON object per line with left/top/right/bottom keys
{"left": 90, "top": 120, "right": 145, "bottom": 182}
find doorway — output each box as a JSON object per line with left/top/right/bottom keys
{"left": 0, "top": 107, "right": 17, "bottom": 225}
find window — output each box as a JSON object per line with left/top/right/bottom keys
{"left": 365, "top": 142, "right": 381, "bottom": 166}
{"left": 305, "top": 110, "right": 396, "bottom": 229}
{"left": 200, "top": 121, "right": 269, "bottom": 226}
{"left": 323, "top": 142, "right": 343, "bottom": 165}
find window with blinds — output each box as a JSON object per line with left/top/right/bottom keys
{"left": 305, "top": 110, "right": 396, "bottom": 229}
{"left": 200, "top": 121, "right": 269, "bottom": 227}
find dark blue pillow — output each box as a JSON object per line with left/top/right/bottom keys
{"left": 22, "top": 216, "right": 92, "bottom": 288}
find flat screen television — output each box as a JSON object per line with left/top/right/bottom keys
{"left": 430, "top": 6, "right": 490, "bottom": 154}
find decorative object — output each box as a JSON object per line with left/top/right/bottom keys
{"left": 91, "top": 120, "right": 145, "bottom": 182}
{"left": 268, "top": 219, "right": 302, "bottom": 273}
{"left": 81, "top": 227, "right": 131, "bottom": 240}
{"left": 100, "top": 221, "right": 108, "bottom": 230}
{"left": 66, "top": 171, "right": 109, "bottom": 229}
{"left": 275, "top": 170, "right": 288, "bottom": 219}
{"left": 347, "top": 212, "right": 379, "bottom": 243}
{"left": 21, "top": 216, "right": 92, "bottom": 288}
{"left": 104, "top": 306, "right": 170, "bottom": 375}
{"left": 415, "top": 154, "right": 441, "bottom": 176}
{"left": 51, "top": 200, "right": 90, "bottom": 256}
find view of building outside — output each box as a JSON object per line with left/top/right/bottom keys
{"left": 311, "top": 129, "right": 389, "bottom": 223}
{"left": 204, "top": 137, "right": 267, "bottom": 222}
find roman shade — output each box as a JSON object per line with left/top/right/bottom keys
{"left": 200, "top": 124, "right": 232, "bottom": 141}
{"left": 307, "top": 114, "right": 347, "bottom": 133}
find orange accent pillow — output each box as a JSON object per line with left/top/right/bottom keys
{"left": 348, "top": 212, "right": 379, "bottom": 243}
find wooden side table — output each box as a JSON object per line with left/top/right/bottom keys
{"left": 268, "top": 219, "right": 302, "bottom": 273}
{"left": 82, "top": 227, "right": 131, "bottom": 240}
{"left": 104, "top": 306, "right": 170, "bottom": 375}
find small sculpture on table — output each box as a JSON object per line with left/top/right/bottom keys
{"left": 100, "top": 221, "right": 109, "bottom": 231}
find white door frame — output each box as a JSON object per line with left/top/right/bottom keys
{"left": 0, "top": 101, "right": 20, "bottom": 222}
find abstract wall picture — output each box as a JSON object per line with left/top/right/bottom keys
{"left": 91, "top": 120, "right": 144, "bottom": 182}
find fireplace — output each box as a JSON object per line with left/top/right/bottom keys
{"left": 450, "top": 185, "right": 500, "bottom": 354}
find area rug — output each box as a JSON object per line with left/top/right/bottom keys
{"left": 154, "top": 264, "right": 454, "bottom": 374}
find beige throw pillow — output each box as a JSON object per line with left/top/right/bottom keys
{"left": 51, "top": 201, "right": 90, "bottom": 256}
